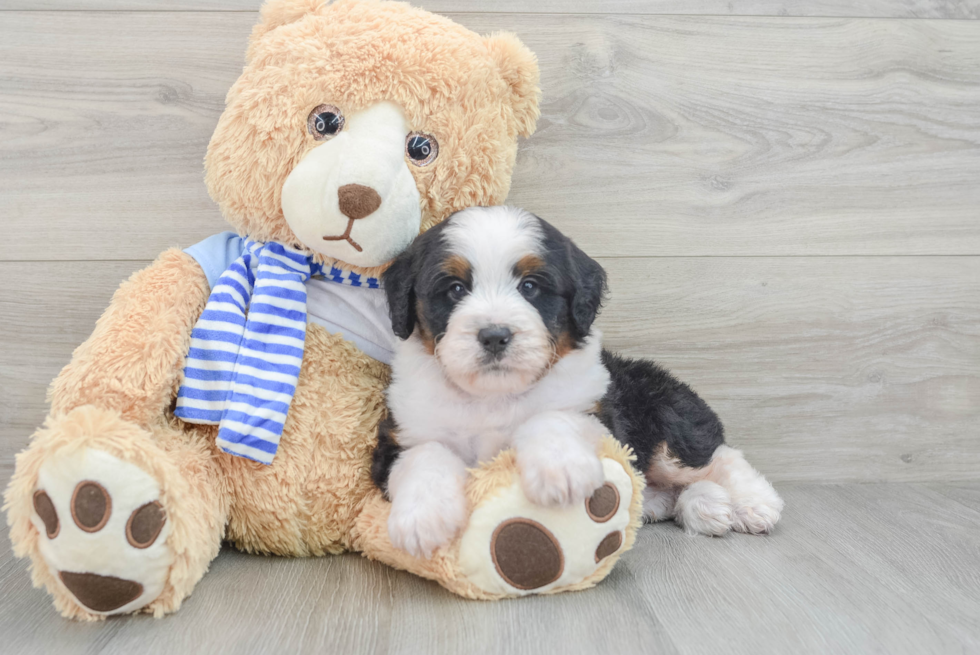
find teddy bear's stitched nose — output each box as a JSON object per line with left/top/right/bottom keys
{"left": 338, "top": 183, "right": 382, "bottom": 220}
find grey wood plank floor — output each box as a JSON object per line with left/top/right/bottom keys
{"left": 4, "top": 12, "right": 980, "bottom": 259}
{"left": 1, "top": 483, "right": 977, "bottom": 655}
{"left": 4, "top": 0, "right": 979, "bottom": 19}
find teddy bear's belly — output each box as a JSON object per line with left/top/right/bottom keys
{"left": 217, "top": 323, "right": 391, "bottom": 556}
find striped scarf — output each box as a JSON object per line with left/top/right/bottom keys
{"left": 174, "top": 239, "right": 379, "bottom": 464}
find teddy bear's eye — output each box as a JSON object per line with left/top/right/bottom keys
{"left": 405, "top": 132, "right": 439, "bottom": 167}
{"left": 308, "top": 104, "right": 345, "bottom": 141}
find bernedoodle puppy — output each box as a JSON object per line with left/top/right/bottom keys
{"left": 372, "top": 206, "right": 783, "bottom": 557}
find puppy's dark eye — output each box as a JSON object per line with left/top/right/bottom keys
{"left": 519, "top": 279, "right": 539, "bottom": 298}
{"left": 406, "top": 132, "right": 438, "bottom": 166}
{"left": 308, "top": 104, "right": 344, "bottom": 140}
{"left": 448, "top": 282, "right": 468, "bottom": 301}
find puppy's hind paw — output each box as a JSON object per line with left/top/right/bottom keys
{"left": 731, "top": 486, "right": 784, "bottom": 535}
{"left": 674, "top": 481, "right": 734, "bottom": 536}
{"left": 642, "top": 487, "right": 678, "bottom": 523}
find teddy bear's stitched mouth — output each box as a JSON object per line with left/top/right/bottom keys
{"left": 322, "top": 218, "right": 363, "bottom": 252}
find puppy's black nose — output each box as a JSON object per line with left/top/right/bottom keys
{"left": 478, "top": 326, "right": 512, "bottom": 356}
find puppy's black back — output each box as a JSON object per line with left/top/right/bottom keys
{"left": 597, "top": 350, "right": 724, "bottom": 471}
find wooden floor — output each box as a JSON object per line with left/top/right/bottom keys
{"left": 1, "top": 483, "right": 978, "bottom": 655}
{"left": 1, "top": 0, "right": 979, "bottom": 652}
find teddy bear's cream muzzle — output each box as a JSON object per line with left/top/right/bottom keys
{"left": 281, "top": 101, "right": 422, "bottom": 268}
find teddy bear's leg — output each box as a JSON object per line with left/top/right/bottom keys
{"left": 5, "top": 249, "right": 226, "bottom": 619}
{"left": 351, "top": 437, "right": 644, "bottom": 599}
{"left": 5, "top": 407, "right": 228, "bottom": 620}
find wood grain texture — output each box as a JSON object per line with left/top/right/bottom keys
{"left": 599, "top": 255, "right": 980, "bottom": 483}
{"left": 2, "top": 0, "right": 979, "bottom": 19}
{"left": 1, "top": 483, "right": 978, "bottom": 654}
{"left": 633, "top": 483, "right": 980, "bottom": 654}
{"left": 2, "top": 12, "right": 980, "bottom": 260}
{"left": 0, "top": 261, "right": 148, "bottom": 465}
{"left": 2, "top": 256, "right": 977, "bottom": 483}
{"left": 922, "top": 481, "right": 980, "bottom": 512}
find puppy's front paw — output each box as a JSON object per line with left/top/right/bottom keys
{"left": 387, "top": 490, "right": 468, "bottom": 559}
{"left": 518, "top": 445, "right": 604, "bottom": 508}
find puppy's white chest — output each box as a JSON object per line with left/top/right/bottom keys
{"left": 424, "top": 401, "right": 532, "bottom": 466}
{"left": 465, "top": 427, "right": 515, "bottom": 466}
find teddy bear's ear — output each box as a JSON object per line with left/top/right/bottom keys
{"left": 248, "top": 0, "right": 324, "bottom": 56}
{"left": 484, "top": 32, "right": 542, "bottom": 138}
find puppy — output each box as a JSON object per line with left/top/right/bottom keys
{"left": 373, "top": 206, "right": 783, "bottom": 558}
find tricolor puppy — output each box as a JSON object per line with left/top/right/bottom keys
{"left": 373, "top": 206, "right": 783, "bottom": 558}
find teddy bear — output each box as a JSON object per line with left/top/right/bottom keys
{"left": 5, "top": 0, "right": 644, "bottom": 620}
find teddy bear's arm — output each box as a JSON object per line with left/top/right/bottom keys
{"left": 48, "top": 248, "right": 211, "bottom": 429}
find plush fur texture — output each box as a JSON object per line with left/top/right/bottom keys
{"left": 4, "top": 0, "right": 565, "bottom": 620}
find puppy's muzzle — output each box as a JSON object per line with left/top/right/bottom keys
{"left": 478, "top": 325, "right": 512, "bottom": 358}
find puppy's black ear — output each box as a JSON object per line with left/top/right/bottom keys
{"left": 383, "top": 248, "right": 416, "bottom": 340}
{"left": 567, "top": 238, "right": 607, "bottom": 339}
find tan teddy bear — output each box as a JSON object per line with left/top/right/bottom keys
{"left": 5, "top": 0, "right": 643, "bottom": 620}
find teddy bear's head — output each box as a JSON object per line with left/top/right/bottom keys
{"left": 205, "top": 0, "right": 540, "bottom": 272}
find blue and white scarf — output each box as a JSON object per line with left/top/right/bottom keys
{"left": 174, "top": 239, "right": 379, "bottom": 464}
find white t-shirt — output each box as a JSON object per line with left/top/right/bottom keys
{"left": 185, "top": 232, "right": 397, "bottom": 364}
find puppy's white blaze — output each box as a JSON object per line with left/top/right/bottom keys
{"left": 436, "top": 207, "right": 553, "bottom": 396}
{"left": 442, "top": 206, "right": 544, "bottom": 283}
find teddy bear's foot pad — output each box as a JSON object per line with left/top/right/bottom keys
{"left": 490, "top": 518, "right": 564, "bottom": 590}
{"left": 460, "top": 458, "right": 633, "bottom": 596}
{"left": 58, "top": 572, "right": 144, "bottom": 612}
{"left": 31, "top": 448, "right": 173, "bottom": 615}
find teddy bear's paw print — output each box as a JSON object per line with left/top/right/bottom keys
{"left": 459, "top": 459, "right": 633, "bottom": 596}
{"left": 31, "top": 448, "right": 173, "bottom": 615}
